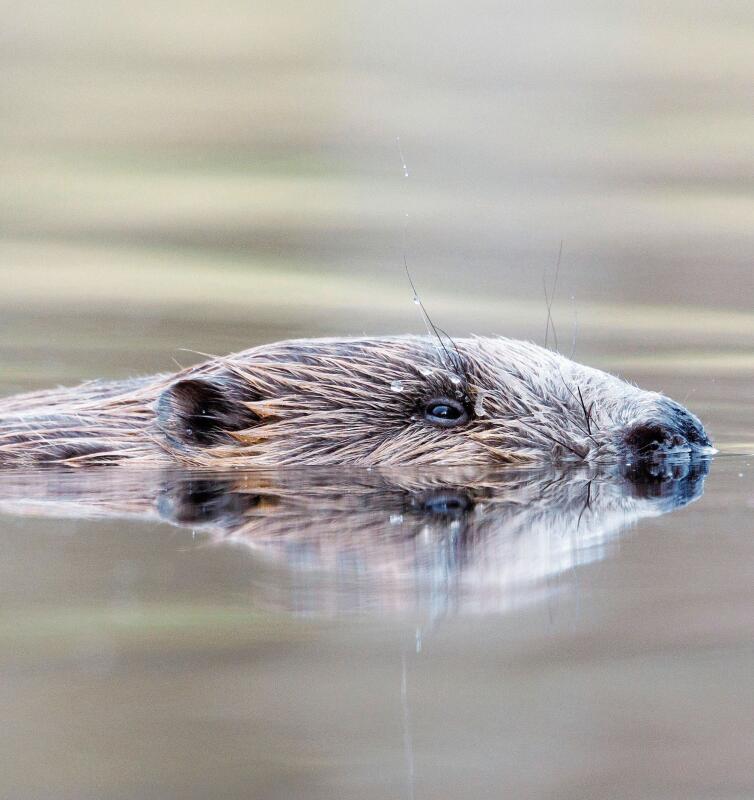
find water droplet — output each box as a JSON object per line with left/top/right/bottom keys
{"left": 390, "top": 513, "right": 404, "bottom": 524}
{"left": 450, "top": 374, "right": 462, "bottom": 386}
{"left": 474, "top": 390, "right": 487, "bottom": 417}
{"left": 391, "top": 380, "right": 405, "bottom": 392}
{"left": 413, "top": 297, "right": 420, "bottom": 305}
{"left": 418, "top": 365, "right": 433, "bottom": 377}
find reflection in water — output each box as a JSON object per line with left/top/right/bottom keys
{"left": 0, "top": 458, "right": 710, "bottom": 615}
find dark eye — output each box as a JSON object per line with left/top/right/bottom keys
{"left": 424, "top": 398, "right": 469, "bottom": 428}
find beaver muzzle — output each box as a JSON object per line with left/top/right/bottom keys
{"left": 623, "top": 400, "right": 712, "bottom": 461}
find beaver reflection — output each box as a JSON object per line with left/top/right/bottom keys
{"left": 0, "top": 458, "right": 709, "bottom": 612}
{"left": 158, "top": 459, "right": 708, "bottom": 529}
{"left": 152, "top": 459, "right": 709, "bottom": 591}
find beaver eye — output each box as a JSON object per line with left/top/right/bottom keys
{"left": 424, "top": 398, "right": 469, "bottom": 428}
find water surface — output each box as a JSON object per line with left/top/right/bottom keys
{"left": 0, "top": 333, "right": 750, "bottom": 799}
{"left": 1, "top": 1, "right": 753, "bottom": 797}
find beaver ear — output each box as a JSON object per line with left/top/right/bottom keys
{"left": 156, "top": 378, "right": 259, "bottom": 448}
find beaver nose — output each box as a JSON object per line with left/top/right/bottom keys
{"left": 625, "top": 422, "right": 688, "bottom": 455}
{"left": 624, "top": 402, "right": 711, "bottom": 458}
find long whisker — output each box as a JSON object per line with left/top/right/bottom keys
{"left": 576, "top": 385, "right": 596, "bottom": 435}
{"left": 403, "top": 260, "right": 457, "bottom": 372}
{"left": 570, "top": 301, "right": 579, "bottom": 359}
{"left": 434, "top": 324, "right": 464, "bottom": 372}
{"left": 396, "top": 137, "right": 458, "bottom": 375}
{"left": 543, "top": 240, "right": 563, "bottom": 351}
{"left": 556, "top": 370, "right": 599, "bottom": 443}
{"left": 540, "top": 430, "right": 587, "bottom": 459}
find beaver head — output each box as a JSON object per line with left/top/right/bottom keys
{"left": 155, "top": 336, "right": 712, "bottom": 467}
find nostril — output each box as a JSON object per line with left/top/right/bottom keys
{"left": 625, "top": 423, "right": 673, "bottom": 454}
{"left": 625, "top": 421, "right": 696, "bottom": 458}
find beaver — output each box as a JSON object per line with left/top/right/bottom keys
{"left": 0, "top": 336, "right": 712, "bottom": 467}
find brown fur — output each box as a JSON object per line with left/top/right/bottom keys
{"left": 0, "top": 336, "right": 711, "bottom": 467}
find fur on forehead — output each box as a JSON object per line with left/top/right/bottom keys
{"left": 153, "top": 336, "right": 603, "bottom": 466}
{"left": 214, "top": 336, "right": 472, "bottom": 401}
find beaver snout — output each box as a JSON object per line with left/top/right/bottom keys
{"left": 623, "top": 401, "right": 711, "bottom": 459}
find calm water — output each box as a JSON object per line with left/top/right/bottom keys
{"left": 2, "top": 0, "right": 753, "bottom": 797}
{"left": 0, "top": 338, "right": 751, "bottom": 799}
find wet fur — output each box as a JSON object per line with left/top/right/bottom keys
{"left": 0, "top": 336, "right": 708, "bottom": 467}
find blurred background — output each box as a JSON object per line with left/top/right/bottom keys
{"left": 0, "top": 0, "right": 752, "bottom": 443}
{"left": 1, "top": 6, "right": 753, "bottom": 799}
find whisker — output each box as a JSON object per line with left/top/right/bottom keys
{"left": 540, "top": 430, "right": 587, "bottom": 459}
{"left": 403, "top": 260, "right": 457, "bottom": 372}
{"left": 576, "top": 385, "right": 596, "bottom": 435}
{"left": 396, "top": 137, "right": 460, "bottom": 376}
{"left": 434, "top": 324, "right": 464, "bottom": 373}
{"left": 543, "top": 240, "right": 563, "bottom": 351}
{"left": 555, "top": 370, "right": 599, "bottom": 442}
{"left": 570, "top": 300, "right": 579, "bottom": 359}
